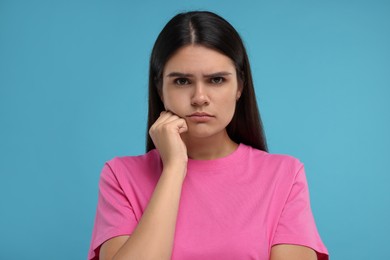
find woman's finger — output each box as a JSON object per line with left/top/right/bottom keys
{"left": 152, "top": 111, "right": 183, "bottom": 130}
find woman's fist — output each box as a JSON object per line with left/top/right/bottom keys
{"left": 149, "top": 111, "right": 188, "bottom": 172}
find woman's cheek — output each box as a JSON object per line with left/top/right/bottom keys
{"left": 163, "top": 103, "right": 180, "bottom": 117}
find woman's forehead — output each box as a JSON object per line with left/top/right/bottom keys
{"left": 163, "top": 45, "right": 236, "bottom": 76}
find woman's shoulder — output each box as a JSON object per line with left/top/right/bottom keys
{"left": 109, "top": 149, "right": 160, "bottom": 166}
{"left": 243, "top": 144, "right": 304, "bottom": 172}
{"left": 101, "top": 149, "right": 162, "bottom": 179}
{"left": 244, "top": 144, "right": 302, "bottom": 163}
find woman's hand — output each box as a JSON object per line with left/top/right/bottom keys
{"left": 149, "top": 111, "right": 188, "bottom": 174}
{"left": 101, "top": 112, "right": 189, "bottom": 260}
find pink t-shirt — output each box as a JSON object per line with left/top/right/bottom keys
{"left": 88, "top": 144, "right": 328, "bottom": 259}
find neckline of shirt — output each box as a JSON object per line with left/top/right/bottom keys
{"left": 186, "top": 143, "right": 248, "bottom": 173}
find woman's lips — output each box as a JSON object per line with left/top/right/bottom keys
{"left": 187, "top": 112, "right": 214, "bottom": 123}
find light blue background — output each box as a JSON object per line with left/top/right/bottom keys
{"left": 1, "top": 0, "right": 389, "bottom": 259}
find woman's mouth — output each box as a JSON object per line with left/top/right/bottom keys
{"left": 187, "top": 112, "right": 214, "bottom": 123}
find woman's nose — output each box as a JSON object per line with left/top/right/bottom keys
{"left": 191, "top": 83, "right": 209, "bottom": 106}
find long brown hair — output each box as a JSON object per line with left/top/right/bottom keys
{"left": 146, "top": 11, "right": 268, "bottom": 152}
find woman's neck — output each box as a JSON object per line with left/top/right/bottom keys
{"left": 182, "top": 131, "right": 238, "bottom": 160}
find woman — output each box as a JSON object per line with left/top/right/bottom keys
{"left": 88, "top": 11, "right": 329, "bottom": 260}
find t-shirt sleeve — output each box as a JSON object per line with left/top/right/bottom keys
{"left": 88, "top": 160, "right": 138, "bottom": 260}
{"left": 272, "top": 165, "right": 329, "bottom": 260}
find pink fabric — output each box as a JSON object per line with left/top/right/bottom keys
{"left": 88, "top": 144, "right": 328, "bottom": 259}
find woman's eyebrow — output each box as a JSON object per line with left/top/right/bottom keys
{"left": 204, "top": 72, "right": 232, "bottom": 77}
{"left": 166, "top": 72, "right": 232, "bottom": 78}
{"left": 166, "top": 72, "right": 193, "bottom": 78}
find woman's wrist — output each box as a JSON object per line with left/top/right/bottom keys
{"left": 162, "top": 162, "right": 187, "bottom": 179}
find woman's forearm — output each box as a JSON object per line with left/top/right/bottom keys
{"left": 112, "top": 166, "right": 185, "bottom": 260}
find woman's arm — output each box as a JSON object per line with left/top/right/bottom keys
{"left": 100, "top": 112, "right": 188, "bottom": 260}
{"left": 270, "top": 244, "right": 317, "bottom": 260}
{"left": 100, "top": 167, "right": 185, "bottom": 260}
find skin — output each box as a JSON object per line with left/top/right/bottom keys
{"left": 161, "top": 45, "right": 242, "bottom": 160}
{"left": 99, "top": 45, "right": 317, "bottom": 260}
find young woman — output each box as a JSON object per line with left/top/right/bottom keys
{"left": 88, "top": 11, "right": 329, "bottom": 260}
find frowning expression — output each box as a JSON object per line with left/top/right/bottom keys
{"left": 162, "top": 45, "right": 242, "bottom": 139}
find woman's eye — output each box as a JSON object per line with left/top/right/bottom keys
{"left": 174, "top": 78, "right": 190, "bottom": 85}
{"left": 210, "top": 77, "right": 224, "bottom": 84}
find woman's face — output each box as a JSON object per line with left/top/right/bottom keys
{"left": 161, "top": 45, "right": 242, "bottom": 139}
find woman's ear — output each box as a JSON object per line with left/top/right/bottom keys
{"left": 236, "top": 72, "right": 244, "bottom": 100}
{"left": 236, "top": 84, "right": 243, "bottom": 101}
{"left": 158, "top": 90, "right": 168, "bottom": 110}
{"left": 155, "top": 76, "right": 165, "bottom": 103}
{"left": 236, "top": 90, "right": 242, "bottom": 100}
{"left": 157, "top": 86, "right": 164, "bottom": 103}
{"left": 159, "top": 91, "right": 164, "bottom": 103}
